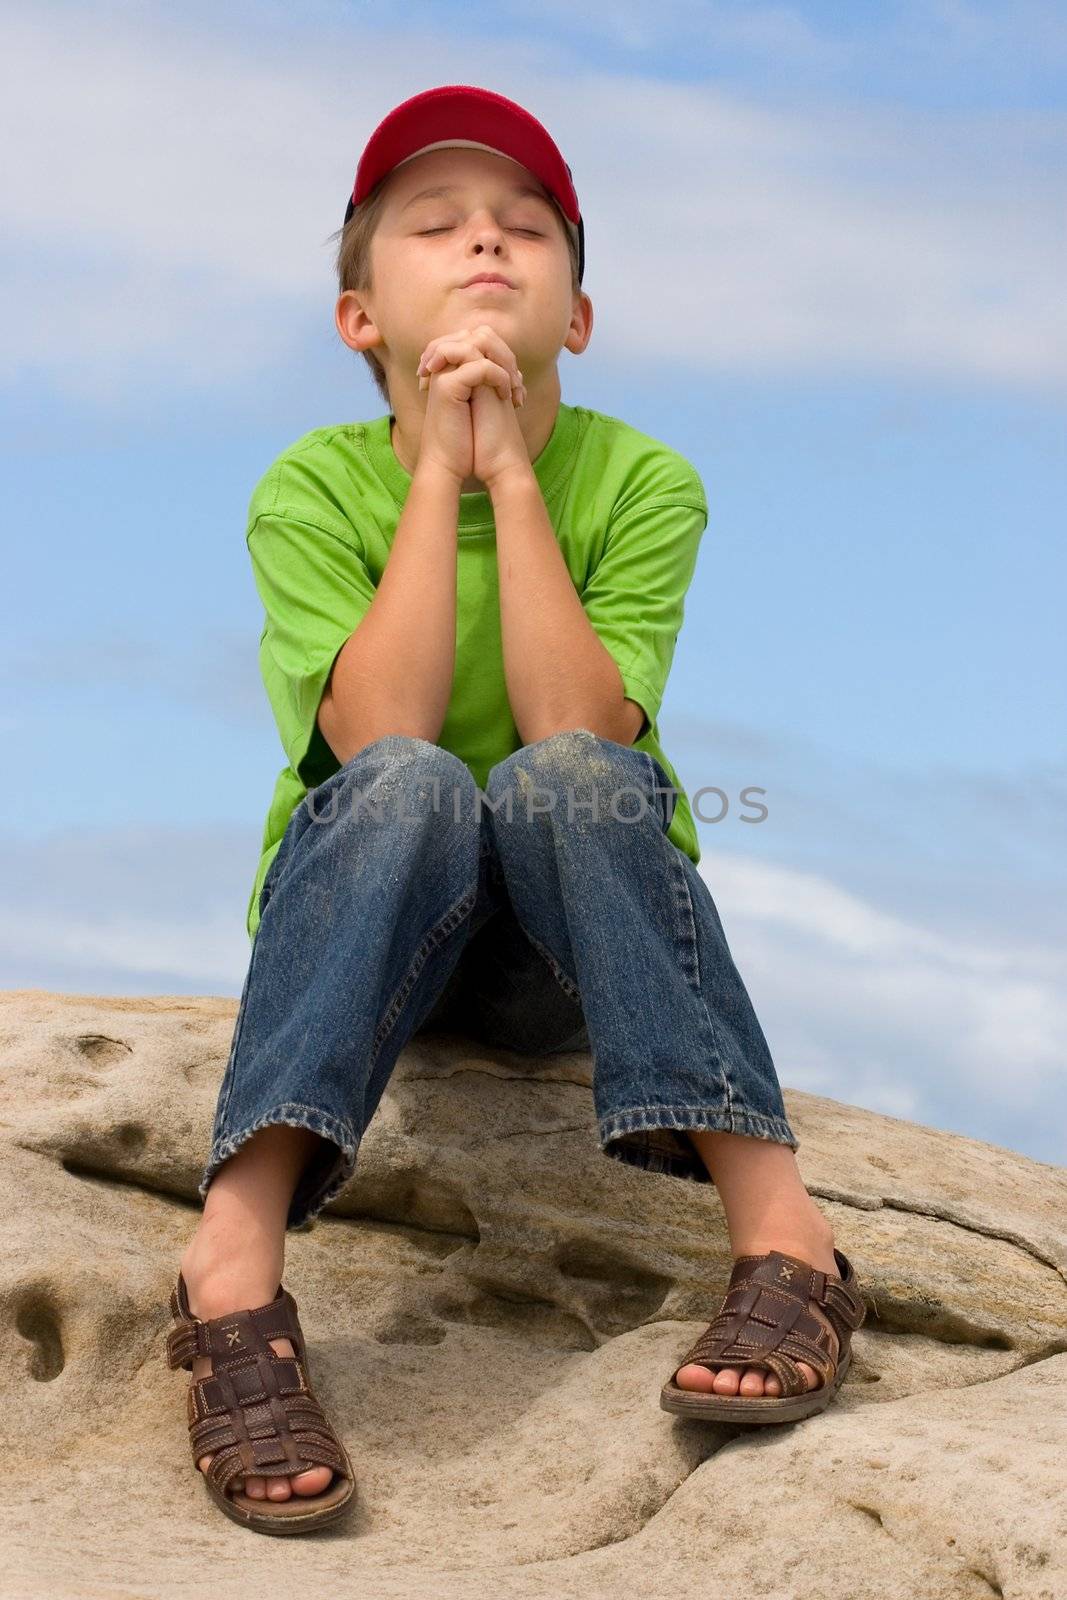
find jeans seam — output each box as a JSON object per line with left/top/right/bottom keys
{"left": 519, "top": 926, "right": 581, "bottom": 1002}
{"left": 643, "top": 751, "right": 662, "bottom": 831}
{"left": 669, "top": 850, "right": 737, "bottom": 1123}
{"left": 369, "top": 882, "right": 480, "bottom": 1069}
{"left": 216, "top": 928, "right": 268, "bottom": 1136}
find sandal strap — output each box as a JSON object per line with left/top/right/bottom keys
{"left": 187, "top": 1356, "right": 349, "bottom": 1495}
{"left": 165, "top": 1273, "right": 306, "bottom": 1372}
{"left": 815, "top": 1259, "right": 867, "bottom": 1337}
{"left": 672, "top": 1248, "right": 865, "bottom": 1398}
{"left": 748, "top": 1349, "right": 797, "bottom": 1394}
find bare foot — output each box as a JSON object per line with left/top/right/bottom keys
{"left": 180, "top": 1251, "right": 335, "bottom": 1502}
{"left": 674, "top": 1235, "right": 841, "bottom": 1398}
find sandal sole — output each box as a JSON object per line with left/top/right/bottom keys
{"left": 659, "top": 1345, "right": 851, "bottom": 1425}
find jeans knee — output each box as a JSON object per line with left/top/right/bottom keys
{"left": 338, "top": 733, "right": 469, "bottom": 778}
{"left": 318, "top": 735, "right": 478, "bottom": 824}
{"left": 487, "top": 729, "right": 645, "bottom": 823}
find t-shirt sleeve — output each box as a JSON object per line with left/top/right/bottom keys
{"left": 579, "top": 484, "right": 708, "bottom": 740}
{"left": 247, "top": 510, "right": 379, "bottom": 789}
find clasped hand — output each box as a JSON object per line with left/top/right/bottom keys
{"left": 416, "top": 323, "right": 531, "bottom": 492}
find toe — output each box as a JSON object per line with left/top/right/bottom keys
{"left": 292, "top": 1467, "right": 334, "bottom": 1496}
{"left": 674, "top": 1361, "right": 719, "bottom": 1392}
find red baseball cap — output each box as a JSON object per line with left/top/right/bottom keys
{"left": 343, "top": 84, "right": 585, "bottom": 284}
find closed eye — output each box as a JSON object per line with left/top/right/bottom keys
{"left": 418, "top": 227, "right": 543, "bottom": 236}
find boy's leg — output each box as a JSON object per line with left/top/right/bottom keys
{"left": 179, "top": 1121, "right": 331, "bottom": 1500}
{"left": 178, "top": 736, "right": 494, "bottom": 1497}
{"left": 483, "top": 728, "right": 837, "bottom": 1397}
{"left": 676, "top": 1129, "right": 838, "bottom": 1396}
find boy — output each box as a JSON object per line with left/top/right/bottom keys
{"left": 165, "top": 85, "right": 866, "bottom": 1535}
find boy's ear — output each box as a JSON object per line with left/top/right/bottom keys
{"left": 564, "top": 291, "right": 594, "bottom": 358}
{"left": 336, "top": 289, "right": 384, "bottom": 355}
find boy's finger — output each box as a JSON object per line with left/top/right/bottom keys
{"left": 421, "top": 332, "right": 520, "bottom": 387}
{"left": 423, "top": 354, "right": 512, "bottom": 390}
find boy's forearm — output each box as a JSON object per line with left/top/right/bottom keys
{"left": 318, "top": 461, "right": 460, "bottom": 763}
{"left": 490, "top": 467, "right": 636, "bottom": 745}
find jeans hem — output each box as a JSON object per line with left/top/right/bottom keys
{"left": 198, "top": 1104, "right": 359, "bottom": 1232}
{"left": 598, "top": 1103, "right": 799, "bottom": 1186}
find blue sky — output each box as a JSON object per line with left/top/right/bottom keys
{"left": 2, "top": 0, "right": 1064, "bottom": 1166}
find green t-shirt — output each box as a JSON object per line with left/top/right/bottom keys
{"left": 243, "top": 400, "right": 708, "bottom": 942}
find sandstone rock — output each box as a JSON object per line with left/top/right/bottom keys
{"left": 2, "top": 989, "right": 1065, "bottom": 1598}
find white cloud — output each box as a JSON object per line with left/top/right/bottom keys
{"left": 0, "top": 824, "right": 257, "bottom": 990}
{"left": 2, "top": 907, "right": 249, "bottom": 988}
{"left": 0, "top": 5, "right": 1063, "bottom": 400}
{"left": 697, "top": 849, "right": 1067, "bottom": 1122}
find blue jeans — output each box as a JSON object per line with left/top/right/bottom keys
{"left": 199, "top": 730, "right": 798, "bottom": 1230}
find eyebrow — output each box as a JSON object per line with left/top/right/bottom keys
{"left": 400, "top": 183, "right": 553, "bottom": 212}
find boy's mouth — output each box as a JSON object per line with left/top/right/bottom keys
{"left": 461, "top": 273, "right": 516, "bottom": 289}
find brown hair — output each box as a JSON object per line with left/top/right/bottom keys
{"left": 326, "top": 174, "right": 582, "bottom": 411}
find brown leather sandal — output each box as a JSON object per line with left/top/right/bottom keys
{"left": 659, "top": 1247, "right": 867, "bottom": 1425}
{"left": 165, "top": 1270, "right": 357, "bottom": 1534}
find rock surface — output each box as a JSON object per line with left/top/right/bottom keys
{"left": 3, "top": 988, "right": 1066, "bottom": 1599}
